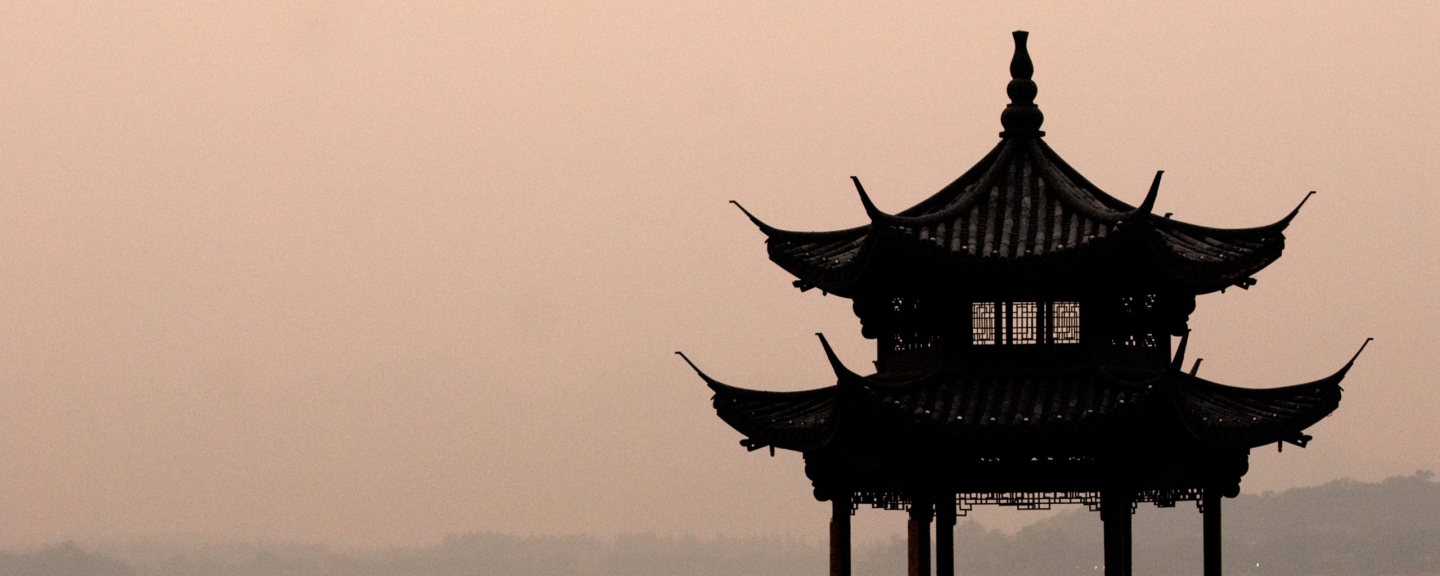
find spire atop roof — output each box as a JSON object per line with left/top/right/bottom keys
{"left": 1000, "top": 30, "right": 1045, "bottom": 137}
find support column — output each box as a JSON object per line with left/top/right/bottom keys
{"left": 830, "top": 493, "right": 852, "bottom": 576}
{"left": 935, "top": 494, "right": 956, "bottom": 576}
{"left": 1204, "top": 490, "right": 1222, "bottom": 576}
{"left": 1101, "top": 489, "right": 1133, "bottom": 576}
{"left": 908, "top": 498, "right": 933, "bottom": 576}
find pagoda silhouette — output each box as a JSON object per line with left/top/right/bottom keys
{"left": 678, "top": 31, "right": 1368, "bottom": 576}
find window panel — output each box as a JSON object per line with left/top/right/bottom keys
{"left": 1010, "top": 302, "right": 1038, "bottom": 344}
{"left": 1051, "top": 301, "right": 1081, "bottom": 344}
{"left": 971, "top": 300, "right": 1082, "bottom": 346}
{"left": 972, "top": 302, "right": 996, "bottom": 345}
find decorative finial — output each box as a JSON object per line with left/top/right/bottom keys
{"left": 1000, "top": 30, "right": 1045, "bottom": 137}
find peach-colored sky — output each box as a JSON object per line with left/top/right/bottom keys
{"left": 0, "top": 0, "right": 1435, "bottom": 549}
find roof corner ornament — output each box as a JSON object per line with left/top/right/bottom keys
{"left": 850, "top": 176, "right": 893, "bottom": 223}
{"left": 1138, "top": 170, "right": 1164, "bottom": 214}
{"left": 816, "top": 333, "right": 860, "bottom": 379}
{"left": 729, "top": 200, "right": 778, "bottom": 234}
{"left": 1330, "top": 337, "right": 1374, "bottom": 387}
{"left": 1345, "top": 337, "right": 1374, "bottom": 369}
{"left": 675, "top": 351, "right": 721, "bottom": 387}
{"left": 1277, "top": 190, "right": 1317, "bottom": 228}
{"left": 999, "top": 30, "right": 1045, "bottom": 138}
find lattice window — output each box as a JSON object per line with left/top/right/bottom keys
{"left": 850, "top": 488, "right": 1206, "bottom": 517}
{"left": 1050, "top": 301, "right": 1081, "bottom": 344}
{"left": 971, "top": 302, "right": 996, "bottom": 345}
{"left": 1006, "top": 302, "right": 1038, "bottom": 344}
{"left": 972, "top": 301, "right": 1081, "bottom": 345}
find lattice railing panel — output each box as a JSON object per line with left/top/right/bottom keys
{"left": 844, "top": 488, "right": 1209, "bottom": 515}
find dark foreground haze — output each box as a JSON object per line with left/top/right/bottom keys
{"left": 5, "top": 474, "right": 1436, "bottom": 576}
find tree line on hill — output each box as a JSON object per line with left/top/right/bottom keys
{"left": 3, "top": 472, "right": 1435, "bottom": 576}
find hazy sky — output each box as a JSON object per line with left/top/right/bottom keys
{"left": 0, "top": 0, "right": 1436, "bottom": 549}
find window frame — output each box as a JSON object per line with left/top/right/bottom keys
{"left": 971, "top": 300, "right": 1082, "bottom": 346}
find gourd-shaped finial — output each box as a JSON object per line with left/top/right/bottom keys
{"left": 1000, "top": 31, "right": 1045, "bottom": 137}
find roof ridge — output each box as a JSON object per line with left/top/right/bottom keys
{"left": 862, "top": 138, "right": 1145, "bottom": 230}
{"left": 861, "top": 138, "right": 1023, "bottom": 227}
{"left": 1026, "top": 139, "right": 1132, "bottom": 223}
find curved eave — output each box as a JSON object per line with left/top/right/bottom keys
{"left": 710, "top": 382, "right": 839, "bottom": 452}
{"left": 1140, "top": 215, "right": 1290, "bottom": 292}
{"left": 676, "top": 352, "right": 839, "bottom": 452}
{"left": 762, "top": 219, "right": 1293, "bottom": 298}
{"left": 684, "top": 337, "right": 1365, "bottom": 454}
{"left": 730, "top": 198, "right": 876, "bottom": 296}
{"left": 1170, "top": 359, "right": 1354, "bottom": 448}
{"left": 763, "top": 226, "right": 874, "bottom": 296}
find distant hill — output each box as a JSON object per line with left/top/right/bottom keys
{"left": 951, "top": 471, "right": 1440, "bottom": 576}
{"left": 0, "top": 542, "right": 135, "bottom": 576}
{"left": 5, "top": 472, "right": 1436, "bottom": 576}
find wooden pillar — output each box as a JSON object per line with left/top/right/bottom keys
{"left": 908, "top": 498, "right": 933, "bottom": 576}
{"left": 1101, "top": 489, "right": 1133, "bottom": 576}
{"left": 1204, "top": 490, "right": 1222, "bottom": 576}
{"left": 935, "top": 494, "right": 956, "bottom": 576}
{"left": 830, "top": 493, "right": 852, "bottom": 576}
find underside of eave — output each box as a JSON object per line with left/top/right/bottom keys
{"left": 764, "top": 229, "right": 873, "bottom": 296}
{"left": 1140, "top": 223, "right": 1287, "bottom": 293}
{"left": 1168, "top": 364, "right": 1348, "bottom": 448}
{"left": 677, "top": 351, "right": 843, "bottom": 453}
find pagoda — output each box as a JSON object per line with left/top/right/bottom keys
{"left": 678, "top": 31, "right": 1368, "bottom": 576}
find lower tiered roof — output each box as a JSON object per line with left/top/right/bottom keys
{"left": 680, "top": 338, "right": 1365, "bottom": 456}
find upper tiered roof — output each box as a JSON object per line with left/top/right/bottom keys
{"left": 734, "top": 31, "right": 1311, "bottom": 298}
